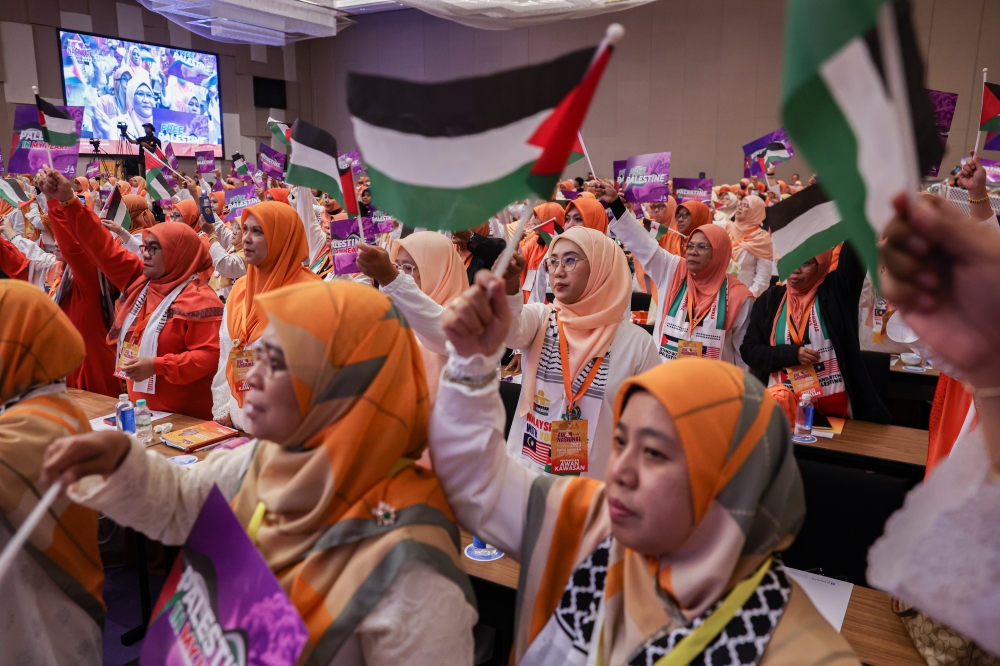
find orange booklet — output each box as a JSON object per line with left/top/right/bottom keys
{"left": 161, "top": 421, "right": 239, "bottom": 451}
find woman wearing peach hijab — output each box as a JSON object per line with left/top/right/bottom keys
{"left": 211, "top": 201, "right": 319, "bottom": 431}
{"left": 500, "top": 226, "right": 659, "bottom": 480}
{"left": 726, "top": 195, "right": 774, "bottom": 297}
{"left": 73, "top": 177, "right": 94, "bottom": 210}
{"left": 355, "top": 231, "right": 467, "bottom": 401}
{"left": 602, "top": 185, "right": 755, "bottom": 368}
{"left": 714, "top": 187, "right": 739, "bottom": 224}
{"left": 129, "top": 175, "right": 147, "bottom": 198}
{"left": 527, "top": 197, "right": 611, "bottom": 304}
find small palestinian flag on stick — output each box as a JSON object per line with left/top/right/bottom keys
{"left": 285, "top": 120, "right": 359, "bottom": 216}
{"left": 654, "top": 222, "right": 671, "bottom": 242}
{"left": 232, "top": 155, "right": 250, "bottom": 178}
{"left": 347, "top": 24, "right": 620, "bottom": 230}
{"left": 0, "top": 178, "right": 29, "bottom": 209}
{"left": 144, "top": 152, "right": 176, "bottom": 200}
{"left": 764, "top": 185, "right": 843, "bottom": 279}
{"left": 34, "top": 93, "right": 77, "bottom": 147}
{"left": 979, "top": 78, "right": 1000, "bottom": 132}
{"left": 104, "top": 185, "right": 132, "bottom": 231}
{"left": 267, "top": 117, "right": 292, "bottom": 146}
{"left": 534, "top": 217, "right": 563, "bottom": 245}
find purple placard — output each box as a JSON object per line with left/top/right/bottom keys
{"left": 224, "top": 184, "right": 260, "bottom": 221}
{"left": 140, "top": 486, "right": 308, "bottom": 666}
{"left": 259, "top": 142, "right": 286, "bottom": 180}
{"left": 613, "top": 159, "right": 628, "bottom": 189}
{"left": 338, "top": 150, "right": 364, "bottom": 176}
{"left": 985, "top": 131, "right": 1000, "bottom": 152}
{"left": 560, "top": 189, "right": 579, "bottom": 200}
{"left": 195, "top": 149, "right": 215, "bottom": 174}
{"left": 925, "top": 89, "right": 958, "bottom": 178}
{"left": 152, "top": 108, "right": 211, "bottom": 145}
{"left": 976, "top": 157, "right": 1000, "bottom": 183}
{"left": 742, "top": 128, "right": 794, "bottom": 177}
{"left": 164, "top": 143, "right": 182, "bottom": 173}
{"left": 8, "top": 105, "right": 83, "bottom": 177}
{"left": 368, "top": 208, "right": 394, "bottom": 234}
{"left": 673, "top": 177, "right": 713, "bottom": 205}
{"left": 85, "top": 160, "right": 100, "bottom": 179}
{"left": 619, "top": 152, "right": 671, "bottom": 204}
{"left": 330, "top": 217, "right": 375, "bottom": 274}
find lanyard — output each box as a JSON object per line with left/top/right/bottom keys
{"left": 685, "top": 276, "right": 726, "bottom": 335}
{"left": 731, "top": 227, "right": 759, "bottom": 250}
{"left": 557, "top": 315, "right": 603, "bottom": 411}
{"left": 128, "top": 298, "right": 156, "bottom": 345}
{"left": 783, "top": 294, "right": 815, "bottom": 346}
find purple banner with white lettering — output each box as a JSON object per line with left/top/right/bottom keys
{"left": 140, "top": 486, "right": 308, "bottom": 666}
{"left": 976, "top": 157, "right": 1000, "bottom": 183}
{"left": 742, "top": 128, "right": 794, "bottom": 177}
{"left": 224, "top": 184, "right": 260, "bottom": 221}
{"left": 673, "top": 177, "right": 713, "bottom": 205}
{"left": 8, "top": 105, "right": 83, "bottom": 177}
{"left": 330, "top": 217, "right": 375, "bottom": 274}
{"left": 259, "top": 142, "right": 286, "bottom": 180}
{"left": 925, "top": 89, "right": 958, "bottom": 178}
{"left": 338, "top": 149, "right": 364, "bottom": 176}
{"left": 617, "top": 152, "right": 671, "bottom": 204}
{"left": 195, "top": 149, "right": 215, "bottom": 174}
{"left": 86, "top": 160, "right": 100, "bottom": 179}
{"left": 152, "top": 108, "right": 211, "bottom": 145}
{"left": 368, "top": 208, "right": 394, "bottom": 235}
{"left": 164, "top": 142, "right": 181, "bottom": 173}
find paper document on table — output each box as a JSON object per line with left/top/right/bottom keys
{"left": 89, "top": 410, "right": 171, "bottom": 432}
{"left": 785, "top": 567, "right": 854, "bottom": 632}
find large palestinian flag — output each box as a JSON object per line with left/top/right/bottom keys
{"left": 979, "top": 81, "right": 1000, "bottom": 132}
{"left": 781, "top": 0, "right": 943, "bottom": 273}
{"left": 35, "top": 95, "right": 77, "bottom": 147}
{"left": 764, "top": 185, "right": 842, "bottom": 278}
{"left": 346, "top": 25, "right": 621, "bottom": 230}
{"left": 144, "top": 152, "right": 176, "bottom": 201}
{"left": 0, "top": 178, "right": 29, "bottom": 209}
{"left": 285, "top": 120, "right": 358, "bottom": 216}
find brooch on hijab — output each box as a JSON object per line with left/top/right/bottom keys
{"left": 372, "top": 501, "right": 397, "bottom": 527}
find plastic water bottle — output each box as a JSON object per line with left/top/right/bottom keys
{"left": 115, "top": 393, "right": 136, "bottom": 434}
{"left": 794, "top": 395, "right": 814, "bottom": 439}
{"left": 134, "top": 399, "right": 153, "bottom": 443}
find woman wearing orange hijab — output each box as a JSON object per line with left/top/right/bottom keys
{"left": 501, "top": 226, "right": 659, "bottom": 480}
{"left": 520, "top": 201, "right": 565, "bottom": 304}
{"left": 727, "top": 195, "right": 774, "bottom": 297}
{"left": 355, "top": 231, "right": 467, "bottom": 400}
{"left": 740, "top": 242, "right": 891, "bottom": 422}
{"left": 211, "top": 201, "right": 319, "bottom": 431}
{"left": 603, "top": 187, "right": 754, "bottom": 368}
{"left": 264, "top": 187, "right": 290, "bottom": 204}
{"left": 73, "top": 177, "right": 94, "bottom": 210}
{"left": 129, "top": 176, "right": 147, "bottom": 198}
{"left": 661, "top": 200, "right": 712, "bottom": 256}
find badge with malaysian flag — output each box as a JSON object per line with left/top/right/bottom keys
{"left": 35, "top": 94, "right": 78, "bottom": 147}
{"left": 347, "top": 24, "right": 623, "bottom": 231}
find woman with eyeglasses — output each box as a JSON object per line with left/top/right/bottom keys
{"left": 355, "top": 232, "right": 471, "bottom": 400}
{"left": 212, "top": 202, "right": 320, "bottom": 431}
{"left": 42, "top": 280, "right": 478, "bottom": 666}
{"left": 501, "top": 226, "right": 659, "bottom": 480}
{"left": 527, "top": 196, "right": 611, "bottom": 304}
{"left": 597, "top": 181, "right": 754, "bottom": 369}
{"left": 727, "top": 195, "right": 774, "bottom": 298}
{"left": 36, "top": 168, "right": 224, "bottom": 419}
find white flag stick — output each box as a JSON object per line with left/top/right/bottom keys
{"left": 492, "top": 197, "right": 538, "bottom": 278}
{"left": 974, "top": 68, "right": 988, "bottom": 156}
{"left": 578, "top": 131, "right": 598, "bottom": 181}
{"left": 0, "top": 481, "right": 62, "bottom": 586}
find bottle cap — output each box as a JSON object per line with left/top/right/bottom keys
{"left": 119, "top": 393, "right": 129, "bottom": 401}
{"left": 136, "top": 399, "right": 146, "bottom": 407}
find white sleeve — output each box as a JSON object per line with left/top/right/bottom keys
{"left": 212, "top": 304, "right": 234, "bottom": 421}
{"left": 11, "top": 236, "right": 56, "bottom": 269}
{"left": 294, "top": 186, "right": 327, "bottom": 263}
{"left": 729, "top": 298, "right": 753, "bottom": 371}
{"left": 751, "top": 255, "right": 773, "bottom": 298}
{"left": 380, "top": 274, "right": 448, "bottom": 355}
{"left": 428, "top": 348, "right": 539, "bottom": 560}
{"left": 67, "top": 438, "right": 254, "bottom": 545}
{"left": 357, "top": 561, "right": 476, "bottom": 666}
{"left": 209, "top": 242, "right": 247, "bottom": 279}
{"left": 214, "top": 218, "right": 232, "bottom": 250}
{"left": 608, "top": 207, "right": 682, "bottom": 288}
{"left": 176, "top": 188, "right": 194, "bottom": 202}
{"left": 503, "top": 295, "right": 547, "bottom": 350}
{"left": 122, "top": 232, "right": 143, "bottom": 257}
{"left": 8, "top": 209, "right": 25, "bottom": 236}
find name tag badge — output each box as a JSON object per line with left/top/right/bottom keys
{"left": 786, "top": 363, "right": 822, "bottom": 399}
{"left": 114, "top": 341, "right": 141, "bottom": 379}
{"left": 550, "top": 419, "right": 588, "bottom": 474}
{"left": 229, "top": 348, "right": 255, "bottom": 392}
{"left": 677, "top": 340, "right": 704, "bottom": 358}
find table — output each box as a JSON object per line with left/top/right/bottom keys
{"left": 458, "top": 530, "right": 923, "bottom": 666}
{"left": 794, "top": 420, "right": 928, "bottom": 479}
{"left": 889, "top": 358, "right": 940, "bottom": 378}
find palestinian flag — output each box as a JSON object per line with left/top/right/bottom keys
{"left": 534, "top": 217, "right": 563, "bottom": 245}
{"left": 285, "top": 120, "right": 358, "bottom": 215}
{"left": 347, "top": 25, "right": 620, "bottom": 230}
{"left": 144, "top": 152, "right": 176, "bottom": 200}
{"left": 0, "top": 178, "right": 29, "bottom": 208}
{"left": 654, "top": 222, "right": 672, "bottom": 242}
{"left": 105, "top": 186, "right": 132, "bottom": 231}
{"left": 762, "top": 141, "right": 792, "bottom": 166}
{"left": 35, "top": 95, "right": 77, "bottom": 147}
{"left": 781, "top": 0, "right": 943, "bottom": 273}
{"left": 232, "top": 156, "right": 250, "bottom": 177}
{"left": 764, "top": 185, "right": 843, "bottom": 278}
{"left": 268, "top": 117, "right": 292, "bottom": 146}
{"left": 979, "top": 81, "right": 1000, "bottom": 132}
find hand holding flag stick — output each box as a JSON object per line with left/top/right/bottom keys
{"left": 492, "top": 196, "right": 539, "bottom": 278}
{"left": 0, "top": 481, "right": 62, "bottom": 588}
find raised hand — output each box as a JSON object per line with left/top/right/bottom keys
{"left": 42, "top": 431, "right": 132, "bottom": 488}
{"left": 442, "top": 270, "right": 511, "bottom": 358}
{"left": 355, "top": 243, "right": 398, "bottom": 285}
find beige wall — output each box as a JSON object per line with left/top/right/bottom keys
{"left": 309, "top": 0, "right": 1000, "bottom": 186}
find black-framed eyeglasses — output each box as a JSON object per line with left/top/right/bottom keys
{"left": 544, "top": 256, "right": 587, "bottom": 274}
{"left": 140, "top": 242, "right": 162, "bottom": 255}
